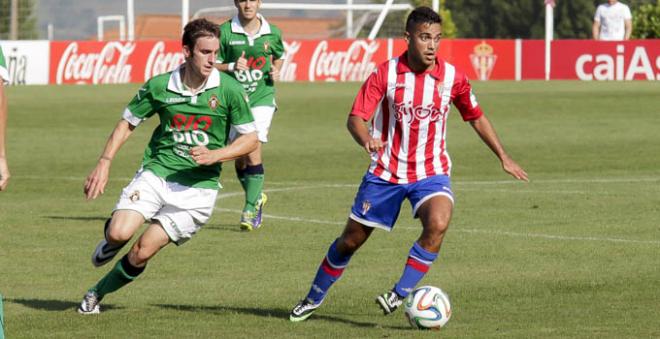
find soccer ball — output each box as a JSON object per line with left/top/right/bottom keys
{"left": 403, "top": 285, "right": 452, "bottom": 330}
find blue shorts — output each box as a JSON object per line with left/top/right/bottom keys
{"left": 349, "top": 173, "right": 454, "bottom": 231}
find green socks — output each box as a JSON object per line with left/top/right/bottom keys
{"left": 237, "top": 164, "right": 265, "bottom": 213}
{"left": 91, "top": 255, "right": 145, "bottom": 299}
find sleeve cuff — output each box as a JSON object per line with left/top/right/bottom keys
{"left": 122, "top": 108, "right": 144, "bottom": 127}
{"left": 232, "top": 122, "right": 257, "bottom": 134}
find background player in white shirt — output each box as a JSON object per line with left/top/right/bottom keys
{"left": 593, "top": 0, "right": 632, "bottom": 41}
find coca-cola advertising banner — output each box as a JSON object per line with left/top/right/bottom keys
{"left": 283, "top": 39, "right": 400, "bottom": 82}
{"left": 49, "top": 40, "right": 184, "bottom": 85}
{"left": 20, "top": 38, "right": 660, "bottom": 85}
{"left": 550, "top": 40, "right": 660, "bottom": 80}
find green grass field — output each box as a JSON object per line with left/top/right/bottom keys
{"left": 0, "top": 80, "right": 659, "bottom": 338}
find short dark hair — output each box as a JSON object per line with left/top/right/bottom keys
{"left": 405, "top": 6, "right": 442, "bottom": 33}
{"left": 182, "top": 18, "right": 219, "bottom": 50}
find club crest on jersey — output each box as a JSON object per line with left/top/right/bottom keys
{"left": 361, "top": 201, "right": 371, "bottom": 215}
{"left": 208, "top": 94, "right": 219, "bottom": 110}
{"left": 129, "top": 190, "right": 140, "bottom": 202}
{"left": 264, "top": 41, "right": 270, "bottom": 53}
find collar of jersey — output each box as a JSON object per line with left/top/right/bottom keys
{"left": 396, "top": 52, "right": 444, "bottom": 79}
{"left": 167, "top": 64, "right": 220, "bottom": 96}
{"left": 230, "top": 13, "right": 272, "bottom": 37}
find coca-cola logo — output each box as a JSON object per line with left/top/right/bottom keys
{"left": 575, "top": 45, "right": 660, "bottom": 81}
{"left": 309, "top": 40, "right": 379, "bottom": 82}
{"left": 393, "top": 102, "right": 446, "bottom": 124}
{"left": 145, "top": 41, "right": 185, "bottom": 79}
{"left": 56, "top": 42, "right": 135, "bottom": 84}
{"left": 280, "top": 41, "right": 300, "bottom": 82}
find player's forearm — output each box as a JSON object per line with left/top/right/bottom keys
{"left": 592, "top": 23, "right": 600, "bottom": 40}
{"left": 212, "top": 132, "right": 258, "bottom": 162}
{"left": 214, "top": 63, "right": 233, "bottom": 73}
{"left": 469, "top": 116, "right": 508, "bottom": 160}
{"left": 625, "top": 20, "right": 632, "bottom": 40}
{"left": 347, "top": 115, "right": 372, "bottom": 148}
{"left": 98, "top": 120, "right": 135, "bottom": 162}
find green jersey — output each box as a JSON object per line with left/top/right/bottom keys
{"left": 0, "top": 47, "right": 8, "bottom": 83}
{"left": 123, "top": 66, "right": 255, "bottom": 189}
{"left": 218, "top": 14, "right": 285, "bottom": 107}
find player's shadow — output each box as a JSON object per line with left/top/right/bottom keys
{"left": 154, "top": 303, "right": 409, "bottom": 329}
{"left": 44, "top": 216, "right": 108, "bottom": 222}
{"left": 6, "top": 297, "right": 121, "bottom": 312}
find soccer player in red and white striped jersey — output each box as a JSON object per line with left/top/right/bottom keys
{"left": 290, "top": 7, "right": 528, "bottom": 322}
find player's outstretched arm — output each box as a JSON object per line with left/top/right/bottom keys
{"left": 347, "top": 115, "right": 387, "bottom": 154}
{"left": 191, "top": 131, "right": 258, "bottom": 165}
{"left": 469, "top": 115, "right": 529, "bottom": 182}
{"left": 0, "top": 81, "right": 9, "bottom": 191}
{"left": 84, "top": 120, "right": 136, "bottom": 200}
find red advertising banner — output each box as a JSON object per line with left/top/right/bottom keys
{"left": 48, "top": 38, "right": 516, "bottom": 85}
{"left": 47, "top": 39, "right": 660, "bottom": 84}
{"left": 551, "top": 40, "right": 660, "bottom": 80}
{"left": 282, "top": 39, "right": 515, "bottom": 82}
{"left": 438, "top": 39, "right": 516, "bottom": 80}
{"left": 49, "top": 40, "right": 184, "bottom": 85}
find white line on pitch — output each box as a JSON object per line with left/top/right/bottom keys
{"left": 212, "top": 207, "right": 660, "bottom": 245}
{"left": 217, "top": 184, "right": 357, "bottom": 199}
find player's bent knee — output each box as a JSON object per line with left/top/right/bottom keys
{"left": 428, "top": 218, "right": 450, "bottom": 234}
{"left": 106, "top": 227, "right": 134, "bottom": 243}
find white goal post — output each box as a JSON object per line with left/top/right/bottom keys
{"left": 190, "top": 1, "right": 414, "bottom": 39}
{"left": 99, "top": 1, "right": 442, "bottom": 41}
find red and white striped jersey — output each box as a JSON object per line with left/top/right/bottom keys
{"left": 350, "top": 53, "right": 483, "bottom": 184}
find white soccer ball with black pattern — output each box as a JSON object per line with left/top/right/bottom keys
{"left": 403, "top": 285, "right": 452, "bottom": 330}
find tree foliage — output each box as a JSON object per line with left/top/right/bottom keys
{"left": 363, "top": 0, "right": 457, "bottom": 38}
{"left": 0, "top": 0, "right": 38, "bottom": 39}
{"left": 631, "top": 0, "right": 660, "bottom": 38}
{"left": 445, "top": 0, "right": 657, "bottom": 39}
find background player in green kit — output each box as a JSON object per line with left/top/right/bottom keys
{"left": 215, "top": 0, "right": 285, "bottom": 231}
{"left": 78, "top": 19, "right": 258, "bottom": 314}
{"left": 0, "top": 46, "right": 10, "bottom": 191}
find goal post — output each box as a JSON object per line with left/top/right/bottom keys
{"left": 190, "top": 1, "right": 413, "bottom": 39}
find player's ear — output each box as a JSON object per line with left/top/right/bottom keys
{"left": 404, "top": 31, "right": 410, "bottom": 44}
{"left": 182, "top": 45, "right": 192, "bottom": 59}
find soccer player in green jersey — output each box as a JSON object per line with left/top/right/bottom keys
{"left": 78, "top": 19, "right": 258, "bottom": 314}
{"left": 0, "top": 46, "right": 10, "bottom": 191}
{"left": 215, "top": 0, "right": 286, "bottom": 231}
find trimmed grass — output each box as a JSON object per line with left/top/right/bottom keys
{"left": 0, "top": 81, "right": 658, "bottom": 338}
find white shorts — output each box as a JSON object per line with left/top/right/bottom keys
{"left": 230, "top": 105, "right": 276, "bottom": 143}
{"left": 114, "top": 170, "right": 218, "bottom": 245}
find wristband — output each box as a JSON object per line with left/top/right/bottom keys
{"left": 228, "top": 62, "right": 236, "bottom": 72}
